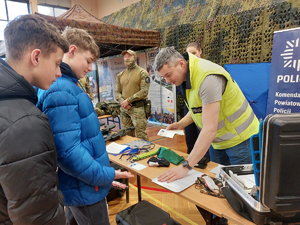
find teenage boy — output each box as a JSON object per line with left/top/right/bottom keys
{"left": 0, "top": 14, "right": 69, "bottom": 224}
{"left": 37, "top": 27, "right": 133, "bottom": 225}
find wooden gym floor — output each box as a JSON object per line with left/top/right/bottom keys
{"left": 99, "top": 120, "right": 234, "bottom": 225}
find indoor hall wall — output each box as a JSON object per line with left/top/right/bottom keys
{"left": 97, "top": 0, "right": 142, "bottom": 19}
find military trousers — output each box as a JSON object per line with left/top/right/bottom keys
{"left": 120, "top": 106, "right": 149, "bottom": 141}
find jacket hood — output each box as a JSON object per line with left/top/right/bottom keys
{"left": 60, "top": 62, "right": 78, "bottom": 80}
{"left": 0, "top": 58, "right": 37, "bottom": 104}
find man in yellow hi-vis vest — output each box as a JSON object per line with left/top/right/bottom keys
{"left": 154, "top": 47, "right": 259, "bottom": 183}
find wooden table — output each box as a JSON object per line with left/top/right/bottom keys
{"left": 98, "top": 114, "right": 121, "bottom": 129}
{"left": 108, "top": 136, "right": 255, "bottom": 225}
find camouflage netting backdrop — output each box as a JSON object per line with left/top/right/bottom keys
{"left": 102, "top": 0, "right": 300, "bottom": 66}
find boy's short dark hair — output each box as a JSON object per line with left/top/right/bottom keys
{"left": 4, "top": 14, "right": 69, "bottom": 62}
{"left": 62, "top": 27, "right": 100, "bottom": 60}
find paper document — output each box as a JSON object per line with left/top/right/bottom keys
{"left": 157, "top": 129, "right": 184, "bottom": 138}
{"left": 128, "top": 162, "right": 147, "bottom": 171}
{"left": 106, "top": 142, "right": 129, "bottom": 155}
{"left": 152, "top": 170, "right": 203, "bottom": 193}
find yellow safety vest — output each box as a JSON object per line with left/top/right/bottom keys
{"left": 186, "top": 53, "right": 259, "bottom": 149}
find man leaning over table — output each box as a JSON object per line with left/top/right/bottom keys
{"left": 154, "top": 47, "right": 259, "bottom": 183}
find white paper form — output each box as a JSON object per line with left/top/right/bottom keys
{"left": 152, "top": 170, "right": 203, "bottom": 193}
{"left": 157, "top": 129, "right": 185, "bottom": 138}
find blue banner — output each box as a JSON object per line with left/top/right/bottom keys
{"left": 266, "top": 27, "right": 300, "bottom": 115}
{"left": 225, "top": 63, "right": 271, "bottom": 120}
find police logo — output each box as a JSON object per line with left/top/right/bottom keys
{"left": 145, "top": 76, "right": 150, "bottom": 83}
{"left": 192, "top": 107, "right": 202, "bottom": 114}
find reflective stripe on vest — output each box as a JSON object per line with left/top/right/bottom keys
{"left": 215, "top": 98, "right": 249, "bottom": 131}
{"left": 213, "top": 109, "right": 255, "bottom": 143}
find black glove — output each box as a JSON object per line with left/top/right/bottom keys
{"left": 147, "top": 157, "right": 170, "bottom": 167}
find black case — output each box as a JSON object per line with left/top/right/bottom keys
{"left": 116, "top": 200, "right": 181, "bottom": 225}
{"left": 260, "top": 113, "right": 300, "bottom": 215}
{"left": 219, "top": 113, "right": 300, "bottom": 224}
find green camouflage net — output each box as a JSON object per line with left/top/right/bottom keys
{"left": 102, "top": 0, "right": 300, "bottom": 66}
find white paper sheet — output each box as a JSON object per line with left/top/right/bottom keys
{"left": 152, "top": 170, "right": 203, "bottom": 193}
{"left": 127, "top": 162, "right": 147, "bottom": 171}
{"left": 157, "top": 129, "right": 185, "bottom": 138}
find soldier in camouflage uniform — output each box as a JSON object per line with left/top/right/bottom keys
{"left": 115, "top": 50, "right": 150, "bottom": 140}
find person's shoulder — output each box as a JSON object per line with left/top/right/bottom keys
{"left": 117, "top": 70, "right": 125, "bottom": 77}
{"left": 139, "top": 67, "right": 149, "bottom": 76}
{"left": 1, "top": 98, "right": 46, "bottom": 126}
{"left": 39, "top": 77, "right": 79, "bottom": 101}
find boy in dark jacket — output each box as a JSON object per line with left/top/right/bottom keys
{"left": 0, "top": 15, "right": 69, "bottom": 224}
{"left": 37, "top": 28, "right": 133, "bottom": 225}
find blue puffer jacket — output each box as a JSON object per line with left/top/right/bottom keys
{"left": 37, "top": 62, "right": 115, "bottom": 206}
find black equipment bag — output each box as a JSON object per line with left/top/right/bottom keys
{"left": 116, "top": 200, "right": 181, "bottom": 225}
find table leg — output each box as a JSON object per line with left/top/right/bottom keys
{"left": 196, "top": 205, "right": 221, "bottom": 225}
{"left": 137, "top": 175, "right": 142, "bottom": 202}
{"left": 125, "top": 178, "right": 129, "bottom": 203}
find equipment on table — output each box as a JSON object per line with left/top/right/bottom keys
{"left": 101, "top": 124, "right": 116, "bottom": 135}
{"left": 219, "top": 113, "right": 300, "bottom": 225}
{"left": 132, "top": 149, "right": 158, "bottom": 161}
{"left": 147, "top": 157, "right": 170, "bottom": 167}
{"left": 95, "top": 101, "right": 121, "bottom": 118}
{"left": 100, "top": 125, "right": 135, "bottom": 142}
{"left": 116, "top": 200, "right": 180, "bottom": 225}
{"left": 194, "top": 155, "right": 210, "bottom": 169}
{"left": 119, "top": 143, "right": 156, "bottom": 162}
{"left": 156, "top": 147, "right": 185, "bottom": 165}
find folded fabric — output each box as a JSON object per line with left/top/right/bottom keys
{"left": 156, "top": 147, "right": 185, "bottom": 165}
{"left": 147, "top": 157, "right": 170, "bottom": 167}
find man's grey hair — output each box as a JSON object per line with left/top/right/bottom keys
{"left": 154, "top": 47, "right": 184, "bottom": 72}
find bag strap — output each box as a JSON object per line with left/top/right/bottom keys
{"left": 221, "top": 186, "right": 253, "bottom": 221}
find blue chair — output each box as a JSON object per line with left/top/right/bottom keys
{"left": 250, "top": 121, "right": 264, "bottom": 200}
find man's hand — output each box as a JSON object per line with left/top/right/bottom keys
{"left": 167, "top": 122, "right": 184, "bottom": 130}
{"left": 124, "top": 105, "right": 131, "bottom": 110}
{"left": 121, "top": 99, "right": 131, "bottom": 109}
{"left": 115, "top": 170, "right": 134, "bottom": 179}
{"left": 157, "top": 166, "right": 189, "bottom": 183}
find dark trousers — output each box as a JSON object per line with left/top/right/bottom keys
{"left": 65, "top": 198, "right": 110, "bottom": 225}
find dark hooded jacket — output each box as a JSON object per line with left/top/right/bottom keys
{"left": 0, "top": 58, "right": 66, "bottom": 225}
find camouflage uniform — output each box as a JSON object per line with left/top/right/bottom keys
{"left": 79, "top": 75, "right": 94, "bottom": 102}
{"left": 116, "top": 50, "right": 150, "bottom": 141}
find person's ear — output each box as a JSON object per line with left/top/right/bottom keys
{"left": 30, "top": 49, "right": 41, "bottom": 67}
{"left": 179, "top": 59, "right": 184, "bottom": 67}
{"left": 68, "top": 45, "right": 77, "bottom": 58}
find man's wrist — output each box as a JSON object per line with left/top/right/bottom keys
{"left": 182, "top": 160, "right": 192, "bottom": 170}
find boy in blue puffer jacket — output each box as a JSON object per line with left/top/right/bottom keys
{"left": 37, "top": 27, "right": 133, "bottom": 225}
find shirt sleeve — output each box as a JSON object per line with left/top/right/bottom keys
{"left": 115, "top": 72, "right": 124, "bottom": 103}
{"left": 199, "top": 75, "right": 227, "bottom": 105}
